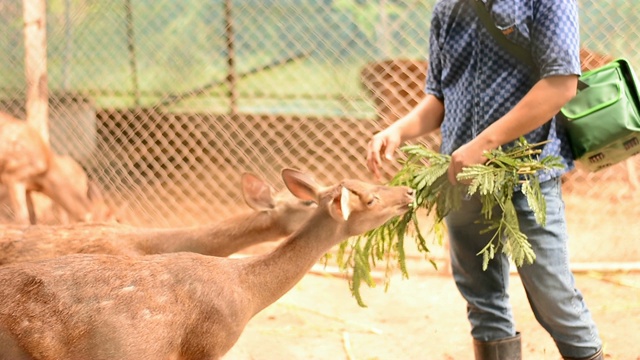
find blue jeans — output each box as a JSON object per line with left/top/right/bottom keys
{"left": 445, "top": 177, "right": 602, "bottom": 358}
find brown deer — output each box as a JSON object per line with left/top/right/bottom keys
{"left": 48, "top": 154, "right": 116, "bottom": 224}
{"left": 0, "top": 168, "right": 414, "bottom": 360}
{"left": 0, "top": 111, "right": 106, "bottom": 224}
{"left": 0, "top": 154, "right": 117, "bottom": 225}
{"left": 0, "top": 172, "right": 316, "bottom": 265}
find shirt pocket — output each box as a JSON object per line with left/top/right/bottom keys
{"left": 489, "top": 0, "right": 531, "bottom": 50}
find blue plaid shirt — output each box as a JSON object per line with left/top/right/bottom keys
{"left": 426, "top": 0, "right": 582, "bottom": 181}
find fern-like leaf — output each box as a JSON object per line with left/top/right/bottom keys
{"left": 339, "top": 138, "right": 559, "bottom": 307}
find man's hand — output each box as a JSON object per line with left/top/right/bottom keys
{"left": 366, "top": 128, "right": 402, "bottom": 180}
{"left": 366, "top": 94, "right": 445, "bottom": 180}
{"left": 447, "top": 139, "right": 491, "bottom": 184}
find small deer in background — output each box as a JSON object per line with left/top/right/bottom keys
{"left": 0, "top": 172, "right": 316, "bottom": 265}
{"left": 0, "top": 168, "right": 414, "bottom": 360}
{"left": 47, "top": 154, "right": 116, "bottom": 224}
{"left": 0, "top": 111, "right": 111, "bottom": 224}
{"left": 0, "top": 154, "right": 116, "bottom": 225}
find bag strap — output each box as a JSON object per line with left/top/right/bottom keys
{"left": 471, "top": 0, "right": 589, "bottom": 89}
{"left": 472, "top": 0, "right": 536, "bottom": 68}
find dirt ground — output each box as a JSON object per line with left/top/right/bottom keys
{"left": 223, "top": 244, "right": 640, "bottom": 360}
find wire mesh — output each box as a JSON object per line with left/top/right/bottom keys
{"left": 0, "top": 0, "right": 638, "bottom": 264}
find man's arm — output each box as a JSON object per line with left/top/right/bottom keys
{"left": 390, "top": 94, "right": 445, "bottom": 143}
{"left": 366, "top": 94, "right": 445, "bottom": 179}
{"left": 447, "top": 74, "right": 578, "bottom": 183}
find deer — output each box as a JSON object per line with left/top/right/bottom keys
{"left": 47, "top": 154, "right": 116, "bottom": 224}
{"left": 0, "top": 154, "right": 116, "bottom": 225}
{"left": 0, "top": 168, "right": 414, "bottom": 360}
{"left": 0, "top": 172, "right": 317, "bottom": 265}
{"left": 0, "top": 111, "right": 109, "bottom": 224}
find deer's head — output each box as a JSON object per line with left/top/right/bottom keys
{"left": 281, "top": 168, "right": 414, "bottom": 236}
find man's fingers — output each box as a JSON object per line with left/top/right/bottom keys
{"left": 367, "top": 134, "right": 400, "bottom": 179}
{"left": 367, "top": 155, "right": 381, "bottom": 179}
{"left": 384, "top": 137, "right": 399, "bottom": 161}
{"left": 366, "top": 138, "right": 384, "bottom": 178}
{"left": 447, "top": 163, "right": 458, "bottom": 185}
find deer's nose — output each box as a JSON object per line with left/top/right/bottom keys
{"left": 406, "top": 188, "right": 415, "bottom": 197}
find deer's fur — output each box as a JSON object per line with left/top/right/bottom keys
{"left": 0, "top": 155, "right": 116, "bottom": 225}
{"left": 0, "top": 168, "right": 414, "bottom": 360}
{"left": 0, "top": 111, "right": 111, "bottom": 224}
{"left": 0, "top": 173, "right": 316, "bottom": 265}
{"left": 48, "top": 154, "right": 116, "bottom": 224}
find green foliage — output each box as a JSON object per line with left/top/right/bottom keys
{"left": 339, "top": 138, "right": 564, "bottom": 306}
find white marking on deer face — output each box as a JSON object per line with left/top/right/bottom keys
{"left": 340, "top": 186, "right": 351, "bottom": 221}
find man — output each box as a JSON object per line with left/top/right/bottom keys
{"left": 366, "top": 0, "right": 603, "bottom": 359}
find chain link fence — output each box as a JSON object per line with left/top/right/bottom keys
{"left": 1, "top": 0, "right": 638, "bottom": 264}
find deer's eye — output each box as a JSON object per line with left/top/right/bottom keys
{"left": 366, "top": 196, "right": 379, "bottom": 206}
{"left": 302, "top": 200, "right": 316, "bottom": 207}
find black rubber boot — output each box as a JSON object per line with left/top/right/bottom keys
{"left": 473, "top": 332, "right": 522, "bottom": 360}
{"left": 563, "top": 348, "right": 604, "bottom": 360}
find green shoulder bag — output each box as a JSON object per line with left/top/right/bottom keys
{"left": 559, "top": 58, "right": 640, "bottom": 171}
{"left": 472, "top": 1, "right": 640, "bottom": 172}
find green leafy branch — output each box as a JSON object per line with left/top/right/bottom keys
{"left": 338, "top": 138, "right": 564, "bottom": 307}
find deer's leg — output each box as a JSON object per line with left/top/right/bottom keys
{"left": 6, "top": 182, "right": 31, "bottom": 224}
{"left": 25, "top": 191, "right": 37, "bottom": 225}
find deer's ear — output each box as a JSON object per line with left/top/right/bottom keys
{"left": 328, "top": 185, "right": 352, "bottom": 222}
{"left": 281, "top": 169, "right": 320, "bottom": 202}
{"left": 241, "top": 173, "right": 276, "bottom": 210}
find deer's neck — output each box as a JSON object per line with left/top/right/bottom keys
{"left": 239, "top": 211, "right": 344, "bottom": 316}
{"left": 133, "top": 210, "right": 284, "bottom": 257}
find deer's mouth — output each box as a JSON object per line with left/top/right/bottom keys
{"left": 394, "top": 197, "right": 414, "bottom": 215}
{"left": 401, "top": 188, "right": 416, "bottom": 210}
{"left": 398, "top": 202, "right": 413, "bottom": 213}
